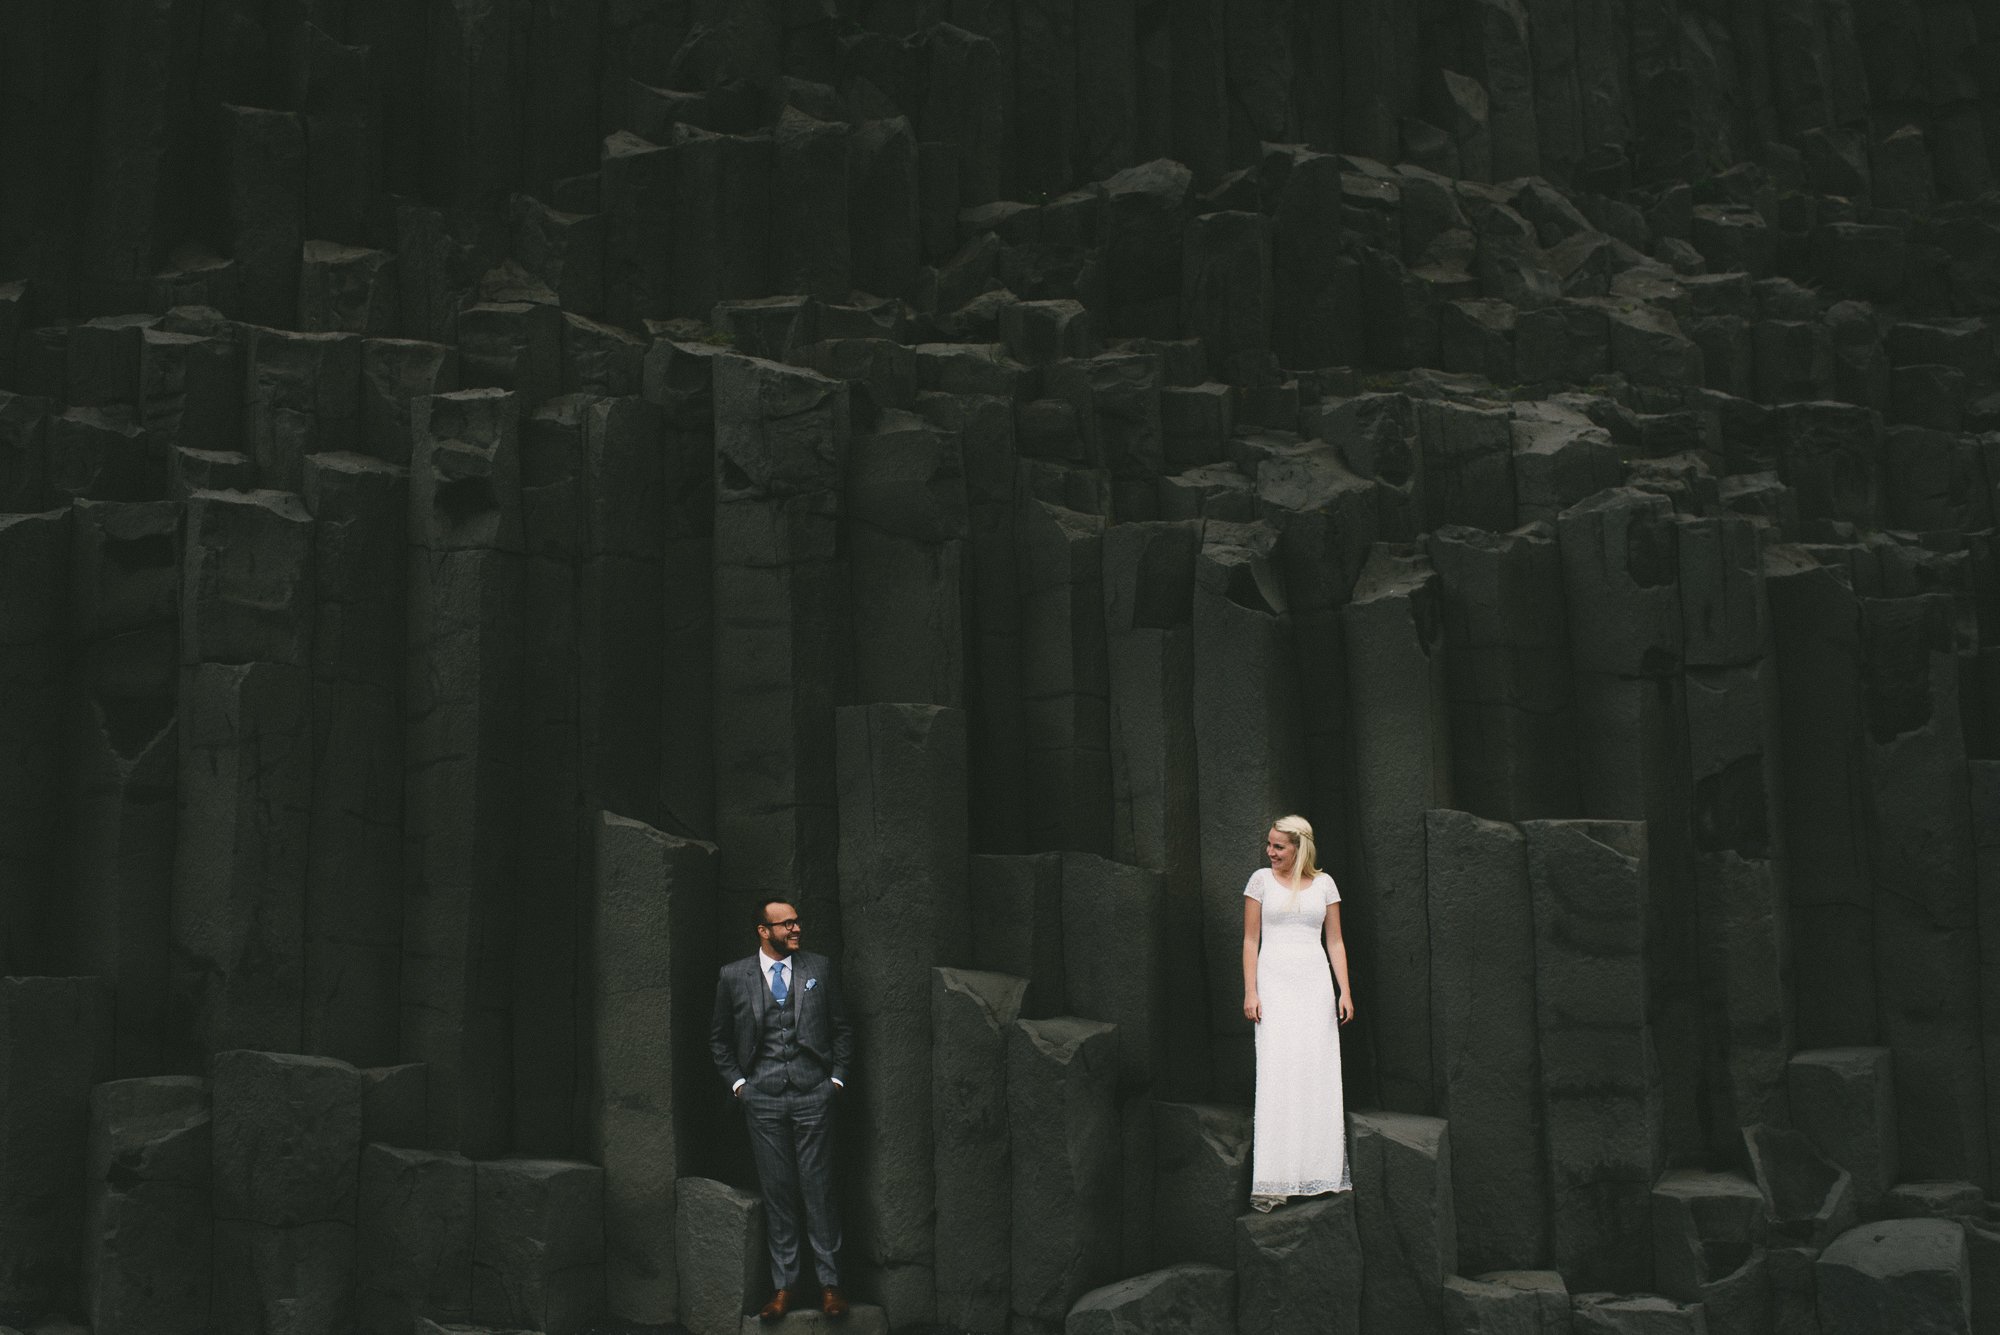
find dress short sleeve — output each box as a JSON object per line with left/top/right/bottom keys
{"left": 1243, "top": 869, "right": 1266, "bottom": 902}
{"left": 1319, "top": 872, "right": 1340, "bottom": 905}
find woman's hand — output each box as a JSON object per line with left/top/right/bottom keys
{"left": 1336, "top": 993, "right": 1355, "bottom": 1024}
{"left": 1244, "top": 992, "right": 1262, "bottom": 1023}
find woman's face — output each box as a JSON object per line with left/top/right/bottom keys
{"left": 1266, "top": 829, "right": 1296, "bottom": 876}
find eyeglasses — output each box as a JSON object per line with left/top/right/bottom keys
{"left": 762, "top": 918, "right": 801, "bottom": 931}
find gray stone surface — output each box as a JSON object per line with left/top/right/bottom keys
{"left": 1766, "top": 546, "right": 1875, "bottom": 1051}
{"left": 356, "top": 1144, "right": 474, "bottom": 1335}
{"left": 1010, "top": 1017, "right": 1120, "bottom": 1327}
{"left": 401, "top": 388, "right": 522, "bottom": 1160}
{"left": 1789, "top": 1048, "right": 1898, "bottom": 1212}
{"left": 969, "top": 853, "right": 1066, "bottom": 1019}
{"left": 1523, "top": 819, "right": 1660, "bottom": 1292}
{"left": 1569, "top": 1292, "right": 1708, "bottom": 1333}
{"left": 302, "top": 454, "right": 406, "bottom": 1069}
{"left": 1100, "top": 520, "right": 1207, "bottom": 1097}
{"left": 210, "top": 1050, "right": 363, "bottom": 1335}
{"left": 1016, "top": 498, "right": 1111, "bottom": 856}
{"left": 713, "top": 355, "right": 847, "bottom": 947}
{"left": 837, "top": 702, "right": 970, "bottom": 1325}
{"left": 62, "top": 501, "right": 180, "bottom": 1077}
{"left": 934, "top": 968, "right": 1029, "bottom": 1333}
{"left": 1693, "top": 850, "right": 1792, "bottom": 1142}
{"left": 1061, "top": 854, "right": 1167, "bottom": 1090}
{"left": 470, "top": 1159, "right": 604, "bottom": 1335}
{"left": 170, "top": 659, "right": 313, "bottom": 1061}
{"left": 676, "top": 1178, "right": 765, "bottom": 1335}
{"left": 1148, "top": 1102, "right": 1251, "bottom": 1269}
{"left": 1652, "top": 1169, "right": 1766, "bottom": 1303}
{"left": 736, "top": 1304, "right": 889, "bottom": 1335}
{"left": 1747, "top": 1123, "right": 1859, "bottom": 1250}
{"left": 357, "top": 1064, "right": 425, "bottom": 1156}
{"left": 1191, "top": 519, "right": 1307, "bottom": 1097}
{"left": 1351, "top": 1110, "right": 1455, "bottom": 1335}
{"left": 589, "top": 814, "right": 717, "bottom": 1324}
{"left": 1441, "top": 1270, "right": 1568, "bottom": 1335}
{"left": 1343, "top": 547, "right": 1451, "bottom": 1115}
{"left": 1066, "top": 1263, "right": 1236, "bottom": 1335}
{"left": 1885, "top": 1182, "right": 1984, "bottom": 1221}
{"left": 1862, "top": 595, "right": 1987, "bottom": 1187}
{"left": 845, "top": 410, "right": 968, "bottom": 709}
{"left": 82, "top": 1075, "right": 208, "bottom": 1335}
{"left": 1817, "top": 1218, "right": 1971, "bottom": 1335}
{"left": 1425, "top": 525, "right": 1578, "bottom": 821}
{"left": 1236, "top": 1194, "right": 1362, "bottom": 1335}
{"left": 1427, "top": 809, "right": 1545, "bottom": 1274}
{"left": 0, "top": 511, "right": 69, "bottom": 990}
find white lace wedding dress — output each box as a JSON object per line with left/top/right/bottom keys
{"left": 1246, "top": 867, "right": 1351, "bottom": 1200}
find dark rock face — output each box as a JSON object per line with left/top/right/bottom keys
{"left": 1816, "top": 1218, "right": 1973, "bottom": 1335}
{"left": 1234, "top": 1195, "right": 1362, "bottom": 1335}
{"left": 4, "top": 5, "right": 2000, "bottom": 1335}
{"left": 83, "top": 1075, "right": 211, "bottom": 1335}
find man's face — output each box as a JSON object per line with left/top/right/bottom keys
{"left": 759, "top": 902, "right": 802, "bottom": 958}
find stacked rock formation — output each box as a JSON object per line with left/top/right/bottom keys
{"left": 4, "top": 2, "right": 2000, "bottom": 1334}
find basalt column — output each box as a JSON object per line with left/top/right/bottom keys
{"left": 1681, "top": 513, "right": 1792, "bottom": 1151}
{"left": 1425, "top": 523, "right": 1579, "bottom": 822}
{"left": 1015, "top": 498, "right": 1112, "bottom": 856}
{"left": 846, "top": 409, "right": 969, "bottom": 709}
{"left": 1255, "top": 438, "right": 1382, "bottom": 922}
{"left": 401, "top": 388, "right": 524, "bottom": 1157}
{"left": 1861, "top": 593, "right": 1987, "bottom": 1185}
{"left": 66, "top": 499, "right": 181, "bottom": 1076}
{"left": 837, "top": 702, "right": 971, "bottom": 1325}
{"left": 1556, "top": 486, "right": 1701, "bottom": 1163}
{"left": 712, "top": 355, "right": 849, "bottom": 947}
{"left": 1192, "top": 520, "right": 1306, "bottom": 1098}
{"left": 1343, "top": 544, "right": 1452, "bottom": 1115}
{"left": 1524, "top": 818, "right": 1661, "bottom": 1292}
{"left": 0, "top": 509, "right": 67, "bottom": 979}
{"left": 1767, "top": 545, "right": 1875, "bottom": 1049}
{"left": 640, "top": 339, "right": 718, "bottom": 843}
{"left": 1427, "top": 809, "right": 1546, "bottom": 1273}
{"left": 920, "top": 391, "right": 1026, "bottom": 852}
{"left": 301, "top": 452, "right": 407, "bottom": 1068}
{"left": 514, "top": 395, "right": 594, "bottom": 1156}
{"left": 83, "top": 1075, "right": 212, "bottom": 1335}
{"left": 1102, "top": 519, "right": 1208, "bottom": 1097}
{"left": 170, "top": 488, "right": 316, "bottom": 1064}
{"left": 588, "top": 814, "right": 718, "bottom": 1324}
{"left": 0, "top": 977, "right": 114, "bottom": 1316}
{"left": 933, "top": 967, "right": 1030, "bottom": 1335}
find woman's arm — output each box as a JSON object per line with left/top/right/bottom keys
{"left": 1242, "top": 895, "right": 1263, "bottom": 1023}
{"left": 1325, "top": 902, "right": 1355, "bottom": 1024}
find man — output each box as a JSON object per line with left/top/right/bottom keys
{"left": 710, "top": 898, "right": 856, "bottom": 1320}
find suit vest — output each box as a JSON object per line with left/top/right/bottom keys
{"left": 750, "top": 971, "right": 828, "bottom": 1093}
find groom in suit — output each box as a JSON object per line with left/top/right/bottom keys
{"left": 710, "top": 898, "right": 856, "bottom": 1320}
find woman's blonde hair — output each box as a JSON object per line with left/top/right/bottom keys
{"left": 1270, "top": 814, "right": 1319, "bottom": 885}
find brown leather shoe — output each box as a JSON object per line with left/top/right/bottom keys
{"left": 759, "top": 1289, "right": 794, "bottom": 1321}
{"left": 821, "top": 1285, "right": 849, "bottom": 1319}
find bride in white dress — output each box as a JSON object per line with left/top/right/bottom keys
{"left": 1241, "top": 814, "right": 1355, "bottom": 1211}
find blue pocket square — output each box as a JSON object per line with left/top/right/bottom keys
{"left": 805, "top": 977, "right": 819, "bottom": 990}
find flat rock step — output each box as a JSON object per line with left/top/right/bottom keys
{"left": 737, "top": 1303, "right": 889, "bottom": 1335}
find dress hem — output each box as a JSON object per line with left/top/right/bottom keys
{"left": 1251, "top": 1178, "right": 1352, "bottom": 1196}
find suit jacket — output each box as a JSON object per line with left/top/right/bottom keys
{"left": 709, "top": 948, "right": 856, "bottom": 1091}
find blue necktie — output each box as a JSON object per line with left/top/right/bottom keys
{"left": 771, "top": 961, "right": 788, "bottom": 1004}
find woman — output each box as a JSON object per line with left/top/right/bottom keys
{"left": 1242, "top": 814, "right": 1354, "bottom": 1211}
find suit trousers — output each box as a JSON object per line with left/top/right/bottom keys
{"left": 741, "top": 1080, "right": 842, "bottom": 1289}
